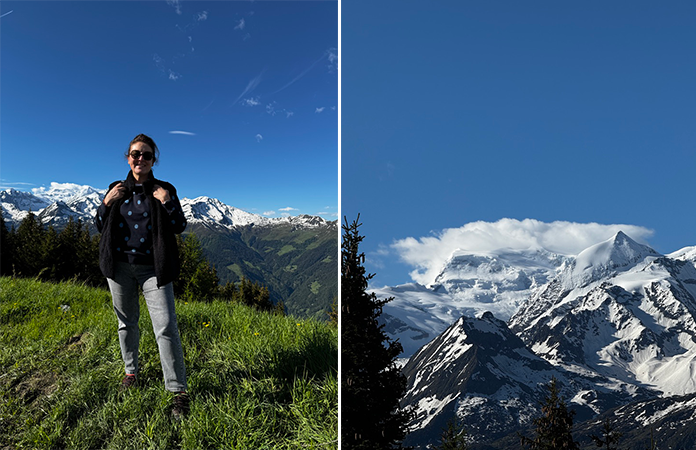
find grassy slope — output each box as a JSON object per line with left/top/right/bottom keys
{"left": 191, "top": 223, "right": 338, "bottom": 320}
{"left": 0, "top": 277, "right": 337, "bottom": 450}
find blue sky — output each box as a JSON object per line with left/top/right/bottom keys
{"left": 1, "top": 0, "right": 337, "bottom": 219}
{"left": 343, "top": 1, "right": 696, "bottom": 287}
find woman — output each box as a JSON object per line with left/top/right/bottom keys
{"left": 95, "top": 133, "right": 189, "bottom": 419}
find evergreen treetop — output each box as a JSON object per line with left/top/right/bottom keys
{"left": 520, "top": 377, "right": 579, "bottom": 450}
{"left": 341, "top": 215, "right": 413, "bottom": 450}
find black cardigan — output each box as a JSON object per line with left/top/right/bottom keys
{"left": 95, "top": 171, "right": 187, "bottom": 287}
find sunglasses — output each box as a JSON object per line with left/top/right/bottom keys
{"left": 129, "top": 150, "right": 154, "bottom": 161}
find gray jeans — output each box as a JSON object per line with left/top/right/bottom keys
{"left": 107, "top": 261, "right": 187, "bottom": 392}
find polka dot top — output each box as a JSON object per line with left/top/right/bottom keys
{"left": 114, "top": 185, "right": 155, "bottom": 265}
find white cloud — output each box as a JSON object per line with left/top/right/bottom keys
{"left": 243, "top": 97, "right": 260, "bottom": 106}
{"left": 327, "top": 48, "right": 337, "bottom": 64}
{"left": 0, "top": 180, "right": 34, "bottom": 190}
{"left": 167, "top": 0, "right": 182, "bottom": 15}
{"left": 263, "top": 211, "right": 276, "bottom": 216}
{"left": 169, "top": 131, "right": 196, "bottom": 136}
{"left": 391, "top": 219, "right": 655, "bottom": 285}
{"left": 232, "top": 70, "right": 264, "bottom": 105}
{"left": 286, "top": 111, "right": 294, "bottom": 118}
{"left": 0, "top": 11, "right": 14, "bottom": 19}
{"left": 255, "top": 134, "right": 263, "bottom": 142}
{"left": 279, "top": 207, "right": 298, "bottom": 212}
{"left": 315, "top": 107, "right": 325, "bottom": 113}
{"left": 235, "top": 18, "right": 245, "bottom": 30}
{"left": 168, "top": 71, "right": 181, "bottom": 81}
{"left": 196, "top": 11, "right": 208, "bottom": 21}
{"left": 266, "top": 102, "right": 277, "bottom": 116}
{"left": 267, "top": 51, "right": 328, "bottom": 96}
{"left": 327, "top": 47, "right": 338, "bottom": 73}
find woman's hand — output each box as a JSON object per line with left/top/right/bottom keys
{"left": 103, "top": 182, "right": 126, "bottom": 207}
{"left": 153, "top": 185, "right": 171, "bottom": 204}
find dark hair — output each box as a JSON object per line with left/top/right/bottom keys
{"left": 125, "top": 134, "right": 160, "bottom": 165}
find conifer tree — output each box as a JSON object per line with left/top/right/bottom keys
{"left": 43, "top": 226, "right": 62, "bottom": 280}
{"left": 591, "top": 418, "right": 623, "bottom": 450}
{"left": 520, "top": 377, "right": 579, "bottom": 450}
{"left": 175, "top": 232, "right": 219, "bottom": 299}
{"left": 57, "top": 217, "right": 79, "bottom": 280}
{"left": 435, "top": 419, "right": 468, "bottom": 450}
{"left": 235, "top": 276, "right": 274, "bottom": 311}
{"left": 13, "top": 212, "right": 46, "bottom": 277}
{"left": 186, "top": 262, "right": 219, "bottom": 301}
{"left": 0, "top": 211, "right": 14, "bottom": 276}
{"left": 328, "top": 295, "right": 338, "bottom": 327}
{"left": 341, "top": 215, "right": 412, "bottom": 450}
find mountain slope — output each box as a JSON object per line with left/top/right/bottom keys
{"left": 401, "top": 312, "right": 652, "bottom": 448}
{"left": 509, "top": 232, "right": 696, "bottom": 395}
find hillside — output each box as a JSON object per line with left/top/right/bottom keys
{"left": 188, "top": 221, "right": 338, "bottom": 319}
{"left": 0, "top": 277, "right": 338, "bottom": 449}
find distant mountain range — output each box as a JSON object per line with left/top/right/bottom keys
{"left": 1, "top": 183, "right": 337, "bottom": 319}
{"left": 375, "top": 230, "right": 696, "bottom": 448}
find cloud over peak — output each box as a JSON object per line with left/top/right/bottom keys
{"left": 390, "top": 218, "right": 654, "bottom": 285}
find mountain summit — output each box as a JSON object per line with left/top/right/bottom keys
{"left": 566, "top": 231, "right": 660, "bottom": 288}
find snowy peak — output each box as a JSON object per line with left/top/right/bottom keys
{"left": 401, "top": 311, "right": 649, "bottom": 447}
{"left": 181, "top": 196, "right": 270, "bottom": 228}
{"left": 32, "top": 182, "right": 105, "bottom": 204}
{"left": 568, "top": 231, "right": 660, "bottom": 288}
{"left": 180, "top": 197, "right": 334, "bottom": 230}
{"left": 1, "top": 185, "right": 331, "bottom": 232}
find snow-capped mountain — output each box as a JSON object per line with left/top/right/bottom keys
{"left": 401, "top": 312, "right": 654, "bottom": 448}
{"left": 400, "top": 231, "right": 696, "bottom": 448}
{"left": 374, "top": 247, "right": 571, "bottom": 358}
{"left": 509, "top": 231, "right": 696, "bottom": 396}
{"left": 1, "top": 183, "right": 332, "bottom": 231}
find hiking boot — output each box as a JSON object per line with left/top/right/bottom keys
{"left": 119, "top": 374, "right": 137, "bottom": 391}
{"left": 171, "top": 392, "right": 190, "bottom": 421}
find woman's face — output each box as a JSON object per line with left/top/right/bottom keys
{"left": 128, "top": 141, "right": 154, "bottom": 178}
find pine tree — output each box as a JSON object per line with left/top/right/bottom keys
{"left": 434, "top": 419, "right": 468, "bottom": 450}
{"left": 235, "top": 276, "right": 274, "bottom": 311}
{"left": 175, "top": 232, "right": 219, "bottom": 300}
{"left": 0, "top": 211, "right": 14, "bottom": 276}
{"left": 186, "top": 262, "right": 219, "bottom": 301}
{"left": 341, "top": 216, "right": 413, "bottom": 450}
{"left": 591, "top": 418, "right": 623, "bottom": 450}
{"left": 57, "top": 217, "right": 79, "bottom": 280}
{"left": 13, "top": 212, "right": 46, "bottom": 277}
{"left": 328, "top": 295, "right": 338, "bottom": 327}
{"left": 43, "top": 226, "right": 62, "bottom": 281}
{"left": 520, "top": 377, "right": 579, "bottom": 450}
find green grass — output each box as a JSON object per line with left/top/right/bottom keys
{"left": 0, "top": 277, "right": 337, "bottom": 450}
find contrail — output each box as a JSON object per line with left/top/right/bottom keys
{"left": 0, "top": 10, "right": 14, "bottom": 18}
